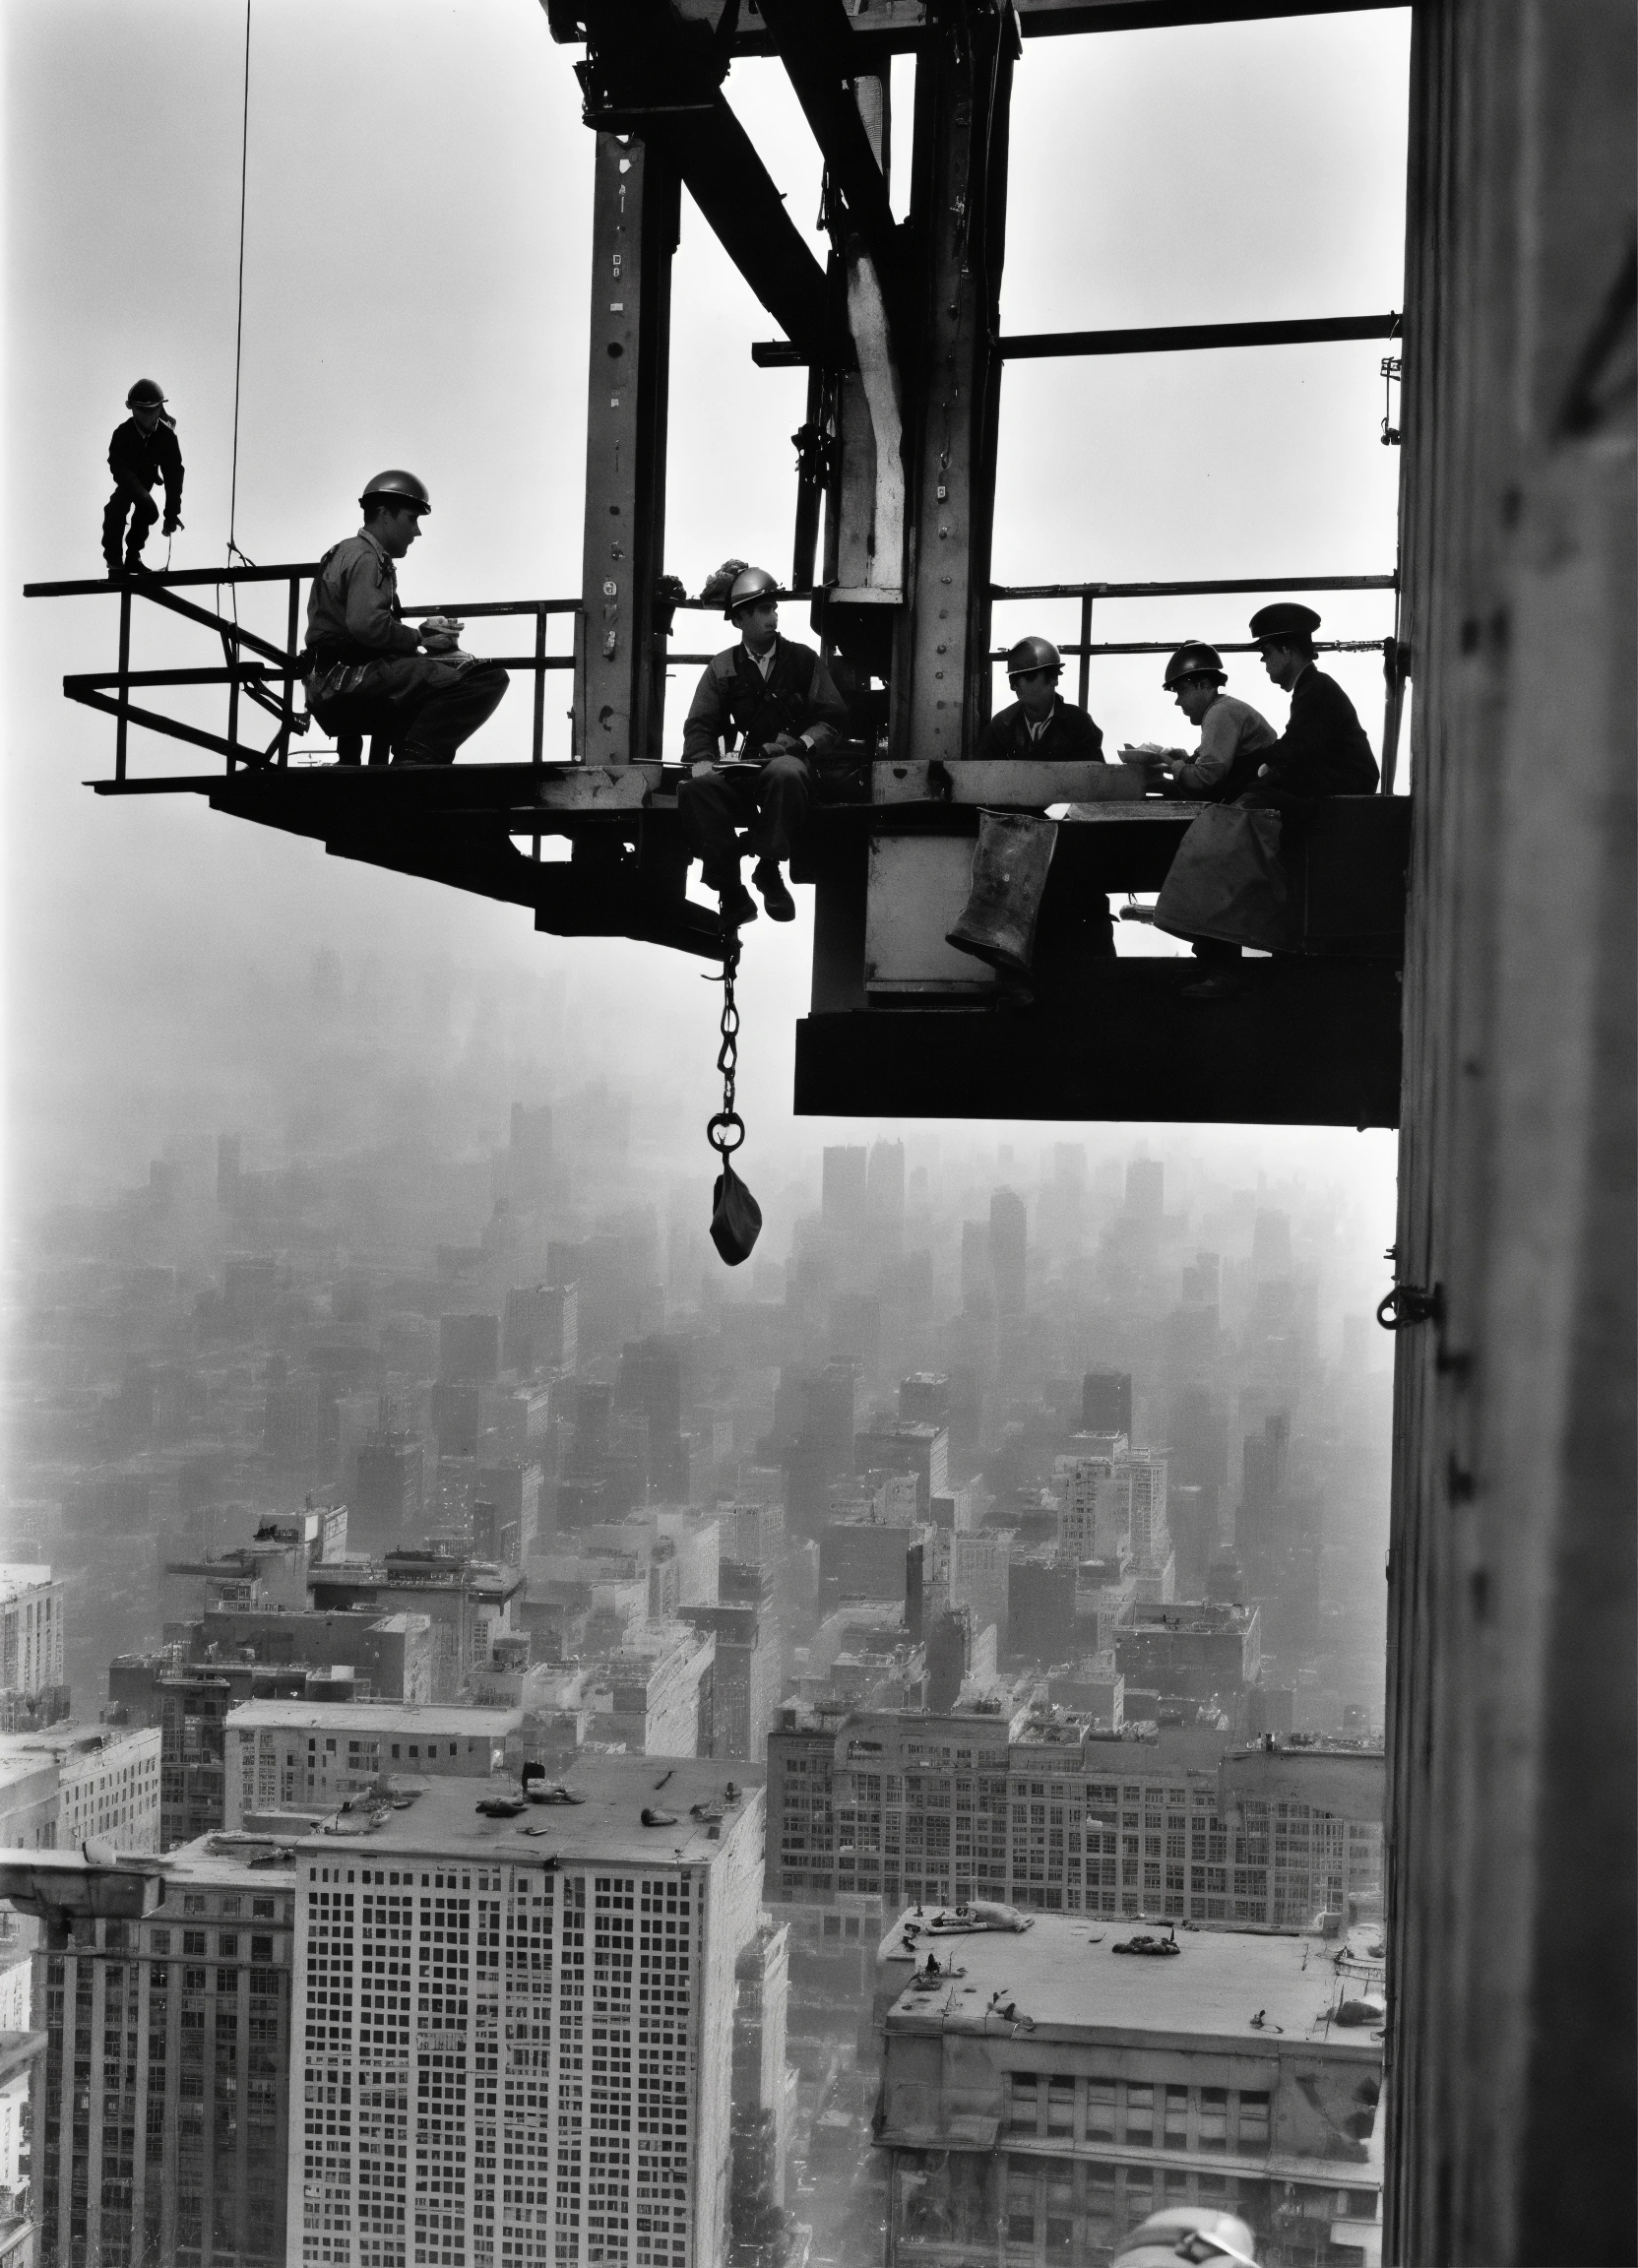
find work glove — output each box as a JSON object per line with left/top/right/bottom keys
{"left": 763, "top": 732, "right": 804, "bottom": 760}
{"left": 162, "top": 514, "right": 182, "bottom": 536}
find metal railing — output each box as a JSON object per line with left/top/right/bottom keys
{"left": 23, "top": 564, "right": 581, "bottom": 782}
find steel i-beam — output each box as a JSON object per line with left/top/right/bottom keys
{"left": 577, "top": 130, "right": 679, "bottom": 766}
{"left": 897, "top": 6, "right": 1017, "bottom": 763}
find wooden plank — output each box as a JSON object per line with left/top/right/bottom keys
{"left": 872, "top": 759, "right": 1147, "bottom": 805}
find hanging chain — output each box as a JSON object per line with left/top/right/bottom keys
{"left": 706, "top": 936, "right": 745, "bottom": 1158}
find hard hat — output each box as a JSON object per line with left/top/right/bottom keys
{"left": 1113, "top": 2208, "right": 1259, "bottom": 2268}
{"left": 359, "top": 469, "right": 432, "bottom": 514}
{"left": 724, "top": 564, "right": 780, "bottom": 619}
{"left": 1248, "top": 600, "right": 1321, "bottom": 645}
{"left": 1006, "top": 635, "right": 1062, "bottom": 679}
{"left": 1163, "top": 641, "right": 1228, "bottom": 689}
{"left": 126, "top": 379, "right": 167, "bottom": 408}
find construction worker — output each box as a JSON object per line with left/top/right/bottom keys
{"left": 976, "top": 635, "right": 1105, "bottom": 760}
{"left": 303, "top": 471, "right": 509, "bottom": 767}
{"left": 1146, "top": 642, "right": 1280, "bottom": 998}
{"left": 1148, "top": 641, "right": 1278, "bottom": 799}
{"left": 1243, "top": 602, "right": 1379, "bottom": 801}
{"left": 1164, "top": 610, "right": 1379, "bottom": 999}
{"left": 947, "top": 636, "right": 1111, "bottom": 996}
{"left": 678, "top": 562, "right": 849, "bottom": 929}
{"left": 102, "top": 379, "right": 183, "bottom": 576}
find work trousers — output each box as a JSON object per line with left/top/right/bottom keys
{"left": 678, "top": 753, "right": 813, "bottom": 887}
{"left": 390, "top": 663, "right": 511, "bottom": 764}
{"left": 102, "top": 485, "right": 158, "bottom": 566}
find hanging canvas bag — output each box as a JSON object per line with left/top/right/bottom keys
{"left": 709, "top": 1158, "right": 763, "bottom": 1266}
{"left": 1154, "top": 804, "right": 1292, "bottom": 952}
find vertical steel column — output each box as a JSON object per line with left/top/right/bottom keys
{"left": 115, "top": 587, "right": 131, "bottom": 782}
{"left": 279, "top": 577, "right": 299, "bottom": 766}
{"left": 576, "top": 131, "right": 679, "bottom": 767}
{"left": 896, "top": 7, "right": 1015, "bottom": 765}
{"left": 1077, "top": 591, "right": 1094, "bottom": 714}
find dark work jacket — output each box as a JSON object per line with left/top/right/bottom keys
{"left": 1248, "top": 665, "right": 1379, "bottom": 803}
{"left": 974, "top": 695, "right": 1105, "bottom": 762}
{"left": 681, "top": 636, "right": 850, "bottom": 763}
{"left": 107, "top": 416, "right": 184, "bottom": 517}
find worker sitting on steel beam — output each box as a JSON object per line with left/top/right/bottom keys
{"left": 1154, "top": 608, "right": 1379, "bottom": 1000}
{"left": 1145, "top": 641, "right": 1278, "bottom": 801}
{"left": 1138, "top": 641, "right": 1280, "bottom": 999}
{"left": 945, "top": 636, "right": 1112, "bottom": 1001}
{"left": 303, "top": 470, "right": 509, "bottom": 768}
{"left": 974, "top": 634, "right": 1105, "bottom": 761}
{"left": 677, "top": 562, "right": 849, "bottom": 930}
{"left": 1242, "top": 602, "right": 1380, "bottom": 803}
{"left": 101, "top": 379, "right": 183, "bottom": 577}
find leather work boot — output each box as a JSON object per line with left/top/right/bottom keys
{"left": 753, "top": 861, "right": 796, "bottom": 921}
{"left": 1180, "top": 971, "right": 1244, "bottom": 1002}
{"left": 720, "top": 881, "right": 759, "bottom": 931}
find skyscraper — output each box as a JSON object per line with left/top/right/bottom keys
{"left": 287, "top": 1758, "right": 765, "bottom": 2268}
{"left": 1082, "top": 1372, "right": 1133, "bottom": 1436}
{"left": 988, "top": 1190, "right": 1027, "bottom": 1320}
{"left": 33, "top": 1832, "right": 295, "bottom": 2268}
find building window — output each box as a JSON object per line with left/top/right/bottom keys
{"left": 1236, "top": 2093, "right": 1270, "bottom": 2155}
{"left": 1165, "top": 2087, "right": 1189, "bottom": 2147}
{"left": 1198, "top": 2089, "right": 1228, "bottom": 2150}
{"left": 1008, "top": 2074, "right": 1039, "bottom": 2133}
{"left": 1046, "top": 2080, "right": 1074, "bottom": 2135}
{"left": 1124, "top": 2085, "right": 1154, "bottom": 2147}
{"left": 1087, "top": 2081, "right": 1115, "bottom": 2141}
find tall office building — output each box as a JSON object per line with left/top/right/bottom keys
{"left": 439, "top": 1316, "right": 501, "bottom": 1387}
{"left": 1081, "top": 1373, "right": 1133, "bottom": 1437}
{"left": 988, "top": 1190, "right": 1027, "bottom": 1320}
{"left": 222, "top": 1701, "right": 524, "bottom": 1827}
{"left": 820, "top": 1148, "right": 868, "bottom": 1237}
{"left": 33, "top": 1831, "right": 295, "bottom": 2268}
{"left": 287, "top": 1758, "right": 765, "bottom": 2268}
{"left": 865, "top": 1140, "right": 905, "bottom": 1228}
{"left": 0, "top": 1565, "right": 68, "bottom": 1730}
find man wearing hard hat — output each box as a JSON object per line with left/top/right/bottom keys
{"left": 677, "top": 562, "right": 850, "bottom": 930}
{"left": 945, "top": 634, "right": 1112, "bottom": 997}
{"left": 976, "top": 635, "right": 1105, "bottom": 760}
{"left": 302, "top": 471, "right": 509, "bottom": 766}
{"left": 1146, "top": 641, "right": 1277, "bottom": 800}
{"left": 102, "top": 379, "right": 184, "bottom": 576}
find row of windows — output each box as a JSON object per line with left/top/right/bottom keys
{"left": 1009, "top": 2074, "right": 1270, "bottom": 2155}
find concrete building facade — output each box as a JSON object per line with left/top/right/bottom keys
{"left": 286, "top": 1759, "right": 765, "bottom": 2268}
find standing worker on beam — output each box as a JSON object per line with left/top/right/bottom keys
{"left": 678, "top": 563, "right": 850, "bottom": 931}
{"left": 303, "top": 471, "right": 510, "bottom": 767}
{"left": 101, "top": 380, "right": 183, "bottom": 577}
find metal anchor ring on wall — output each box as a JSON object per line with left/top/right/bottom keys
{"left": 1376, "top": 1282, "right": 1444, "bottom": 1331}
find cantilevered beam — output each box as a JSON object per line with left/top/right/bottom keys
{"left": 564, "top": 0, "right": 829, "bottom": 359}
{"left": 578, "top": 0, "right": 1391, "bottom": 55}
{"left": 753, "top": 311, "right": 1404, "bottom": 366}
{"left": 758, "top": 0, "right": 903, "bottom": 307}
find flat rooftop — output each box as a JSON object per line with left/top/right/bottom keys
{"left": 225, "top": 1701, "right": 523, "bottom": 1733}
{"left": 881, "top": 1909, "right": 1384, "bottom": 2053}
{"left": 293, "top": 1754, "right": 761, "bottom": 1870}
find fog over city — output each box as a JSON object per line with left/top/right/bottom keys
{"left": 0, "top": 8, "right": 1411, "bottom": 2268}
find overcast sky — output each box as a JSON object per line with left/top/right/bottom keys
{"left": 2, "top": 0, "right": 1410, "bottom": 1235}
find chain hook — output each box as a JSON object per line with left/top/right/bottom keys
{"left": 706, "top": 933, "right": 747, "bottom": 1158}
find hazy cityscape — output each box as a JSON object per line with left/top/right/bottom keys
{"left": 0, "top": 941, "right": 1395, "bottom": 2268}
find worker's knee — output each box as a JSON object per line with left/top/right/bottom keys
{"left": 763, "top": 753, "right": 809, "bottom": 792}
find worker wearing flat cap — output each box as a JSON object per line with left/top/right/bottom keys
{"left": 303, "top": 471, "right": 509, "bottom": 766}
{"left": 1241, "top": 603, "right": 1379, "bottom": 802}
{"left": 678, "top": 561, "right": 850, "bottom": 930}
{"left": 975, "top": 635, "right": 1106, "bottom": 761}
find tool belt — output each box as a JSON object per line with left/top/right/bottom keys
{"left": 304, "top": 644, "right": 377, "bottom": 707}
